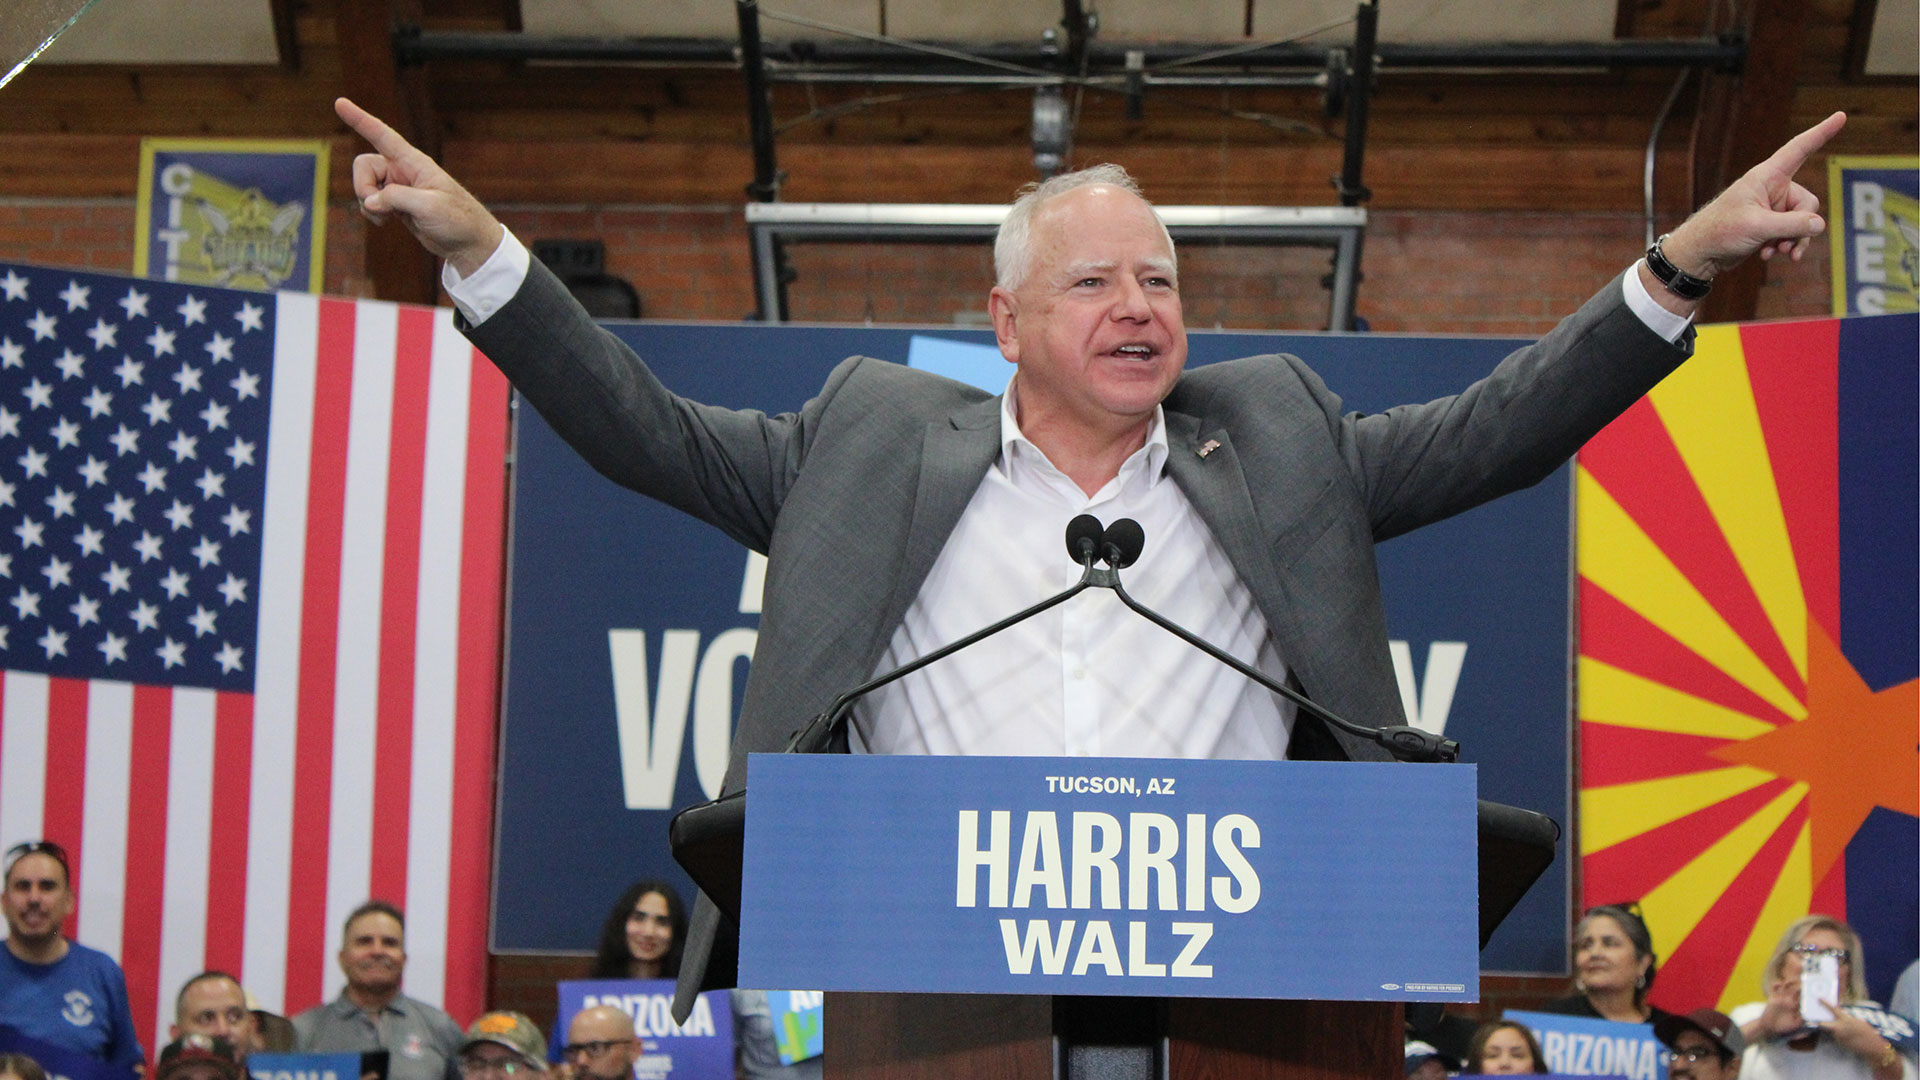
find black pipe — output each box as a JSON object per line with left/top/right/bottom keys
{"left": 736, "top": 0, "right": 785, "bottom": 321}
{"left": 1336, "top": 0, "right": 1376, "bottom": 208}
{"left": 394, "top": 28, "right": 1745, "bottom": 74}
{"left": 1061, "top": 0, "right": 1091, "bottom": 72}
{"left": 736, "top": 0, "right": 780, "bottom": 204}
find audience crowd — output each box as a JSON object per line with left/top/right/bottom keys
{"left": 0, "top": 857, "right": 823, "bottom": 1080}
{"left": 0, "top": 836, "right": 1910, "bottom": 1080}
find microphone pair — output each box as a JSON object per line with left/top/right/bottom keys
{"left": 1065, "top": 514, "right": 1145, "bottom": 570}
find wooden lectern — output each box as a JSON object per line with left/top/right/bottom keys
{"left": 824, "top": 993, "right": 1395, "bottom": 1079}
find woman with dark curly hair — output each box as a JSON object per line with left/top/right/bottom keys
{"left": 591, "top": 881, "right": 687, "bottom": 980}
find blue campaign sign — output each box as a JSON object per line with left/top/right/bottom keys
{"left": 738, "top": 754, "right": 1478, "bottom": 1000}
{"left": 493, "top": 320, "right": 1575, "bottom": 974}
{"left": 555, "top": 979, "right": 733, "bottom": 1080}
{"left": 248, "top": 1053, "right": 373, "bottom": 1080}
{"left": 1506, "top": 1009, "right": 1665, "bottom": 1080}
{"left": 0, "top": 1027, "right": 138, "bottom": 1080}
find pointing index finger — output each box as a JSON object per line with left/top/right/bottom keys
{"left": 334, "top": 97, "right": 421, "bottom": 163}
{"left": 1764, "top": 111, "right": 1846, "bottom": 177}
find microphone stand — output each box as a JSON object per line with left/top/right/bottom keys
{"left": 1099, "top": 568, "right": 1458, "bottom": 763}
{"left": 781, "top": 551, "right": 1107, "bottom": 754}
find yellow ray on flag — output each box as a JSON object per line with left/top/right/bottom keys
{"left": 1640, "top": 782, "right": 1807, "bottom": 973}
{"left": 1716, "top": 821, "right": 1813, "bottom": 1013}
{"left": 1578, "top": 657, "right": 1779, "bottom": 739}
{"left": 1577, "top": 467, "right": 1808, "bottom": 722}
{"left": 1581, "top": 766, "right": 1781, "bottom": 855}
{"left": 1647, "top": 324, "right": 1809, "bottom": 681}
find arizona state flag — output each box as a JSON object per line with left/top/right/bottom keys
{"left": 1576, "top": 313, "right": 1917, "bottom": 1012}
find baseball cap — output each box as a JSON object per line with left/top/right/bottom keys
{"left": 1404, "top": 1039, "right": 1457, "bottom": 1075}
{"left": 155, "top": 1034, "right": 243, "bottom": 1080}
{"left": 1654, "top": 1008, "right": 1747, "bottom": 1059}
{"left": 460, "top": 1011, "right": 547, "bottom": 1071}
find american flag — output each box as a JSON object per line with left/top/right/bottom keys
{"left": 0, "top": 263, "right": 508, "bottom": 1057}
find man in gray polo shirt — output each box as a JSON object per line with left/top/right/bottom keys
{"left": 293, "top": 900, "right": 463, "bottom": 1080}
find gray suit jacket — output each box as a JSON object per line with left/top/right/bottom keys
{"left": 465, "top": 260, "right": 1692, "bottom": 1010}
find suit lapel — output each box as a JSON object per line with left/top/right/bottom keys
{"left": 1163, "top": 409, "right": 1313, "bottom": 673}
{"left": 874, "top": 395, "right": 1003, "bottom": 651}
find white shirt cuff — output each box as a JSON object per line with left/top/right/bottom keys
{"left": 442, "top": 226, "right": 531, "bottom": 326}
{"left": 1622, "top": 259, "right": 1694, "bottom": 344}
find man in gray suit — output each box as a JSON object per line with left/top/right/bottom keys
{"left": 334, "top": 98, "right": 1843, "bottom": 1007}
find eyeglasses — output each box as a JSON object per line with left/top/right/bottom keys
{"left": 1668, "top": 1048, "right": 1723, "bottom": 1064}
{"left": 1789, "top": 944, "right": 1850, "bottom": 964}
{"left": 561, "top": 1041, "right": 627, "bottom": 1059}
{"left": 458, "top": 1058, "right": 531, "bottom": 1078}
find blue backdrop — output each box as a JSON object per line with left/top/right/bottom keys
{"left": 490, "top": 322, "right": 1575, "bottom": 975}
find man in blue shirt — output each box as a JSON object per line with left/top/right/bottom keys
{"left": 0, "top": 840, "right": 144, "bottom": 1073}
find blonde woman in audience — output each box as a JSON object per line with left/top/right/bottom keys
{"left": 1731, "top": 915, "right": 1913, "bottom": 1080}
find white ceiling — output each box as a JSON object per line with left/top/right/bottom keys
{"left": 38, "top": 0, "right": 280, "bottom": 64}
{"left": 18, "top": 0, "right": 1918, "bottom": 77}
{"left": 1865, "top": 0, "right": 1918, "bottom": 76}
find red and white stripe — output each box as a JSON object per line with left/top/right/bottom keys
{"left": 0, "top": 293, "right": 508, "bottom": 1060}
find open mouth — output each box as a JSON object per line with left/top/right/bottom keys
{"left": 1109, "top": 344, "right": 1157, "bottom": 361}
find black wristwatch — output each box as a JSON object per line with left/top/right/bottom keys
{"left": 1645, "top": 234, "right": 1713, "bottom": 300}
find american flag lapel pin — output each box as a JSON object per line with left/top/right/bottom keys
{"left": 1197, "top": 438, "right": 1221, "bottom": 458}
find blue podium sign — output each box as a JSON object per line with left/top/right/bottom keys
{"left": 740, "top": 754, "right": 1478, "bottom": 1000}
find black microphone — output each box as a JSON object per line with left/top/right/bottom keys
{"left": 1066, "top": 513, "right": 1104, "bottom": 567}
{"left": 783, "top": 515, "right": 1115, "bottom": 754}
{"left": 1092, "top": 517, "right": 1459, "bottom": 763}
{"left": 1100, "top": 517, "right": 1145, "bottom": 569}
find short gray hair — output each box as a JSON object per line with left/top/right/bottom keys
{"left": 993, "top": 164, "right": 1176, "bottom": 291}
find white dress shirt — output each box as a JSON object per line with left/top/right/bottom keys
{"left": 446, "top": 229, "right": 1692, "bottom": 758}
{"left": 853, "top": 384, "right": 1295, "bottom": 758}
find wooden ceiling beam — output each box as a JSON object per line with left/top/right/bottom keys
{"left": 1690, "top": 0, "right": 1812, "bottom": 323}
{"left": 336, "top": 0, "right": 442, "bottom": 304}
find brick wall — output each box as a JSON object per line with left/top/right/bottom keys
{"left": 0, "top": 200, "right": 138, "bottom": 273}
{"left": 0, "top": 199, "right": 1838, "bottom": 331}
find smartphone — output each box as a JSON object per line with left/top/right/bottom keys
{"left": 1800, "top": 952, "right": 1839, "bottom": 1023}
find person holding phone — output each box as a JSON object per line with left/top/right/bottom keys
{"left": 1730, "top": 915, "right": 1913, "bottom": 1080}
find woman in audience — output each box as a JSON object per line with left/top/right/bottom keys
{"left": 591, "top": 880, "right": 687, "bottom": 980}
{"left": 1465, "top": 1020, "right": 1548, "bottom": 1074}
{"left": 1730, "top": 915, "right": 1912, "bottom": 1080}
{"left": 1541, "top": 903, "right": 1677, "bottom": 1025}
